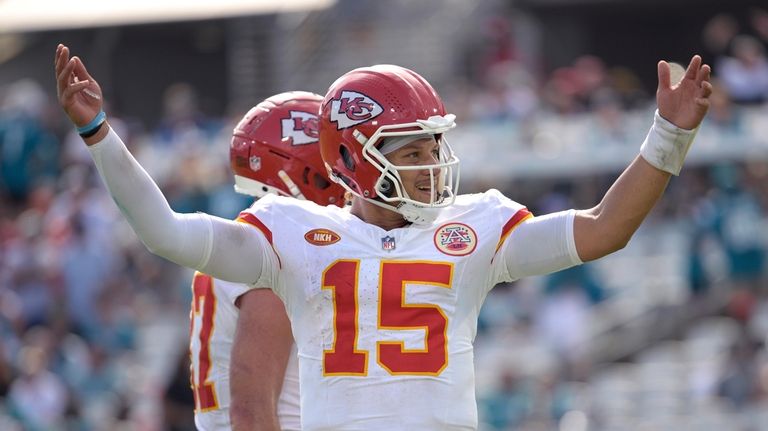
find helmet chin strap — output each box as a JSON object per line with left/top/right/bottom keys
{"left": 329, "top": 167, "right": 445, "bottom": 225}
{"left": 395, "top": 201, "right": 442, "bottom": 225}
{"left": 361, "top": 195, "right": 440, "bottom": 225}
{"left": 278, "top": 170, "right": 306, "bottom": 200}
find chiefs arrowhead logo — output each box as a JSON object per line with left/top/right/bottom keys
{"left": 281, "top": 110, "right": 319, "bottom": 145}
{"left": 304, "top": 229, "right": 341, "bottom": 246}
{"left": 329, "top": 91, "right": 383, "bottom": 129}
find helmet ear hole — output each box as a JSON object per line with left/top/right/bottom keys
{"left": 313, "top": 173, "right": 331, "bottom": 190}
{"left": 339, "top": 145, "right": 355, "bottom": 171}
{"left": 377, "top": 176, "right": 394, "bottom": 197}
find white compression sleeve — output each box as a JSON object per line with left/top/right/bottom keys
{"left": 87, "top": 128, "right": 266, "bottom": 284}
{"left": 500, "top": 209, "right": 582, "bottom": 281}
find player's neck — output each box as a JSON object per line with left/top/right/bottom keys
{"left": 350, "top": 198, "right": 409, "bottom": 231}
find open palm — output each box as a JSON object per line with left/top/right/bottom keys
{"left": 656, "top": 55, "right": 712, "bottom": 130}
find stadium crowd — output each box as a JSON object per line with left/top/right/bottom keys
{"left": 1, "top": 8, "right": 767, "bottom": 431}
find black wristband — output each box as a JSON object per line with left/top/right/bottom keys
{"left": 79, "top": 120, "right": 105, "bottom": 138}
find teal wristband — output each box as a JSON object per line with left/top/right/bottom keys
{"left": 76, "top": 111, "right": 106, "bottom": 135}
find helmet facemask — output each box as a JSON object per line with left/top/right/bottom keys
{"left": 335, "top": 114, "right": 460, "bottom": 224}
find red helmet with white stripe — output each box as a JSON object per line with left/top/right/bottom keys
{"left": 230, "top": 91, "right": 346, "bottom": 207}
{"left": 319, "top": 65, "right": 459, "bottom": 224}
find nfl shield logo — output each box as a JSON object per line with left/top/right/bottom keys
{"left": 249, "top": 156, "right": 262, "bottom": 172}
{"left": 381, "top": 235, "right": 396, "bottom": 251}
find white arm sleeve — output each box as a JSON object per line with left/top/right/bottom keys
{"left": 87, "top": 128, "right": 268, "bottom": 284}
{"left": 499, "top": 209, "right": 582, "bottom": 281}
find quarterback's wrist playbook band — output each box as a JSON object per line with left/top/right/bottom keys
{"left": 639, "top": 109, "right": 698, "bottom": 176}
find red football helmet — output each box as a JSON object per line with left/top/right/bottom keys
{"left": 319, "top": 65, "right": 459, "bottom": 224}
{"left": 230, "top": 91, "right": 346, "bottom": 207}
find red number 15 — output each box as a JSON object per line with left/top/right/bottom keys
{"left": 322, "top": 260, "right": 453, "bottom": 376}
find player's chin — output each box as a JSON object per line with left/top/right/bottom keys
{"left": 410, "top": 189, "right": 436, "bottom": 204}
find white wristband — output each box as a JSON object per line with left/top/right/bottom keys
{"left": 639, "top": 110, "right": 698, "bottom": 176}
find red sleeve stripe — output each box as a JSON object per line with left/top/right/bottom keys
{"left": 236, "top": 212, "right": 281, "bottom": 268}
{"left": 494, "top": 208, "right": 533, "bottom": 254}
{"left": 236, "top": 212, "right": 273, "bottom": 245}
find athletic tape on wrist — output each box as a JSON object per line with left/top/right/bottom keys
{"left": 639, "top": 110, "right": 698, "bottom": 176}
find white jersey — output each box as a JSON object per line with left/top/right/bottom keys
{"left": 238, "top": 189, "right": 580, "bottom": 431}
{"left": 189, "top": 273, "right": 301, "bottom": 431}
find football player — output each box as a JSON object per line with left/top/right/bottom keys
{"left": 189, "top": 92, "right": 346, "bottom": 430}
{"left": 56, "top": 43, "right": 711, "bottom": 430}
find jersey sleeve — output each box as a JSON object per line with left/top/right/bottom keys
{"left": 213, "top": 277, "right": 256, "bottom": 307}
{"left": 487, "top": 190, "right": 582, "bottom": 284}
{"left": 88, "top": 127, "right": 268, "bottom": 285}
{"left": 235, "top": 195, "right": 282, "bottom": 291}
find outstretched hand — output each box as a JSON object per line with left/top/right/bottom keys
{"left": 656, "top": 55, "right": 712, "bottom": 130}
{"left": 55, "top": 44, "right": 103, "bottom": 128}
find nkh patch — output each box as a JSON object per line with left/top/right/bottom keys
{"left": 381, "top": 235, "right": 396, "bottom": 251}
{"left": 434, "top": 223, "right": 477, "bottom": 256}
{"left": 304, "top": 229, "right": 341, "bottom": 246}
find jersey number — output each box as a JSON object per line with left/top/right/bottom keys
{"left": 190, "top": 273, "right": 218, "bottom": 411}
{"left": 322, "top": 260, "right": 453, "bottom": 376}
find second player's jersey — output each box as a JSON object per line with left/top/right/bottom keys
{"left": 239, "top": 189, "right": 576, "bottom": 431}
{"left": 189, "top": 273, "right": 301, "bottom": 431}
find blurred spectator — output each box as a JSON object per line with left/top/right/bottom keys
{"left": 701, "top": 14, "right": 740, "bottom": 61}
{"left": 0, "top": 342, "right": 13, "bottom": 399}
{"left": 541, "top": 55, "right": 612, "bottom": 115}
{"left": 717, "top": 35, "right": 768, "bottom": 104}
{"left": 706, "top": 81, "right": 744, "bottom": 131}
{"left": 606, "top": 66, "right": 648, "bottom": 110}
{"left": 163, "top": 350, "right": 195, "bottom": 431}
{"left": 7, "top": 345, "right": 69, "bottom": 430}
{"left": 154, "top": 82, "right": 221, "bottom": 150}
{"left": 587, "top": 87, "right": 628, "bottom": 147}
{"left": 0, "top": 79, "right": 60, "bottom": 203}
{"left": 1, "top": 6, "right": 768, "bottom": 429}
{"left": 748, "top": 8, "right": 768, "bottom": 48}
{"left": 717, "top": 331, "right": 760, "bottom": 408}
{"left": 472, "top": 16, "right": 520, "bottom": 87}
{"left": 481, "top": 369, "right": 531, "bottom": 430}
{"left": 572, "top": 56, "right": 609, "bottom": 109}
{"left": 535, "top": 271, "right": 595, "bottom": 366}
{"left": 711, "top": 164, "right": 767, "bottom": 292}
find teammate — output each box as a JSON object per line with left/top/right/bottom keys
{"left": 189, "top": 92, "right": 346, "bottom": 430}
{"left": 56, "top": 43, "right": 712, "bottom": 430}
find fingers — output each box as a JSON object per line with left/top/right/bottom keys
{"left": 700, "top": 80, "right": 713, "bottom": 98}
{"left": 72, "top": 56, "right": 95, "bottom": 82}
{"left": 657, "top": 60, "right": 671, "bottom": 91}
{"left": 684, "top": 55, "right": 701, "bottom": 81}
{"left": 696, "top": 63, "right": 711, "bottom": 86}
{"left": 695, "top": 97, "right": 710, "bottom": 111}
{"left": 55, "top": 44, "right": 66, "bottom": 67}
{"left": 56, "top": 56, "right": 76, "bottom": 94}
{"left": 55, "top": 45, "right": 69, "bottom": 83}
{"left": 57, "top": 56, "right": 92, "bottom": 102}
{"left": 62, "top": 80, "right": 91, "bottom": 102}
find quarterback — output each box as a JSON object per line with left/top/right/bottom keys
{"left": 56, "top": 42, "right": 711, "bottom": 430}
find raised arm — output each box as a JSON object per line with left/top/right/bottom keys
{"left": 55, "top": 44, "right": 268, "bottom": 284}
{"left": 574, "top": 55, "right": 712, "bottom": 261}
